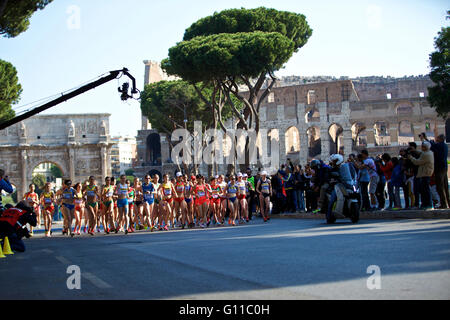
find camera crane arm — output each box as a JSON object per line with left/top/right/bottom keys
{"left": 0, "top": 68, "right": 138, "bottom": 131}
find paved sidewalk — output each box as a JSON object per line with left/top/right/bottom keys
{"left": 274, "top": 208, "right": 450, "bottom": 220}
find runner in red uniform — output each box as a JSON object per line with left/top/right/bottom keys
{"left": 194, "top": 176, "right": 208, "bottom": 228}
{"left": 23, "top": 184, "right": 40, "bottom": 236}
{"left": 173, "top": 172, "right": 187, "bottom": 229}
{"left": 209, "top": 176, "right": 223, "bottom": 225}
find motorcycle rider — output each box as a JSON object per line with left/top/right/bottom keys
{"left": 326, "top": 154, "right": 358, "bottom": 224}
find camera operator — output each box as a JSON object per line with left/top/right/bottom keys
{"left": 0, "top": 169, "right": 14, "bottom": 212}
{"left": 0, "top": 201, "right": 37, "bottom": 252}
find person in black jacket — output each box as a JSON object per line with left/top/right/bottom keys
{"left": 304, "top": 165, "right": 318, "bottom": 212}
{"left": 310, "top": 159, "right": 330, "bottom": 214}
{"left": 293, "top": 165, "right": 305, "bottom": 212}
{"left": 430, "top": 134, "right": 449, "bottom": 208}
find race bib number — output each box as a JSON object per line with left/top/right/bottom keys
{"left": 144, "top": 193, "right": 154, "bottom": 200}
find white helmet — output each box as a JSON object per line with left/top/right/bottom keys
{"left": 329, "top": 154, "right": 344, "bottom": 166}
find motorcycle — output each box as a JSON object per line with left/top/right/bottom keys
{"left": 325, "top": 173, "right": 360, "bottom": 224}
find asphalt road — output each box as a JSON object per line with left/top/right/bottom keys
{"left": 1, "top": 218, "right": 449, "bottom": 300}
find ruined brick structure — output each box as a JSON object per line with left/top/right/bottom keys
{"left": 135, "top": 61, "right": 448, "bottom": 176}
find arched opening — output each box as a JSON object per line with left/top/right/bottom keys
{"left": 398, "top": 120, "right": 414, "bottom": 146}
{"left": 285, "top": 126, "right": 300, "bottom": 154}
{"left": 305, "top": 107, "right": 320, "bottom": 123}
{"left": 352, "top": 122, "right": 367, "bottom": 147}
{"left": 146, "top": 133, "right": 161, "bottom": 166}
{"left": 307, "top": 126, "right": 321, "bottom": 159}
{"left": 373, "top": 121, "right": 390, "bottom": 146}
{"left": 328, "top": 123, "right": 343, "bottom": 155}
{"left": 31, "top": 162, "right": 64, "bottom": 194}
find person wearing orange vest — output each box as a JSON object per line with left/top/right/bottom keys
{"left": 0, "top": 201, "right": 36, "bottom": 252}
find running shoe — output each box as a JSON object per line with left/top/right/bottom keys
{"left": 164, "top": 225, "right": 169, "bottom": 231}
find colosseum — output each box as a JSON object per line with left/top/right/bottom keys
{"left": 134, "top": 61, "right": 448, "bottom": 176}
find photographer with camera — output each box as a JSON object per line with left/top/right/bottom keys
{"left": 0, "top": 201, "right": 37, "bottom": 252}
{"left": 408, "top": 141, "right": 434, "bottom": 210}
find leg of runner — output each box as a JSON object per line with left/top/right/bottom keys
{"left": 265, "top": 195, "right": 271, "bottom": 221}
{"left": 73, "top": 207, "right": 81, "bottom": 235}
{"left": 87, "top": 205, "right": 95, "bottom": 235}
{"left": 61, "top": 205, "right": 69, "bottom": 235}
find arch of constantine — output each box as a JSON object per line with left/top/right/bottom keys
{"left": 0, "top": 114, "right": 113, "bottom": 199}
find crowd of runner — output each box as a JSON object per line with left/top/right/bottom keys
{"left": 18, "top": 171, "right": 273, "bottom": 237}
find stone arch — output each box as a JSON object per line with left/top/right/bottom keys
{"left": 328, "top": 123, "right": 344, "bottom": 155}
{"left": 285, "top": 126, "right": 300, "bottom": 154}
{"left": 27, "top": 159, "right": 67, "bottom": 195}
{"left": 29, "top": 159, "right": 68, "bottom": 181}
{"left": 146, "top": 133, "right": 161, "bottom": 166}
{"left": 305, "top": 106, "right": 320, "bottom": 123}
{"left": 373, "top": 120, "right": 390, "bottom": 146}
{"left": 398, "top": 120, "right": 414, "bottom": 146}
{"left": 351, "top": 122, "right": 367, "bottom": 147}
{"left": 306, "top": 126, "right": 321, "bottom": 159}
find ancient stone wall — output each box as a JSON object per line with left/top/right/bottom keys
{"left": 0, "top": 114, "right": 113, "bottom": 199}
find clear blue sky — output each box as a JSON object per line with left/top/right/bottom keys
{"left": 1, "top": 0, "right": 448, "bottom": 137}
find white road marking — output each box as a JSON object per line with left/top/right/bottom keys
{"left": 55, "top": 256, "right": 72, "bottom": 265}
{"left": 82, "top": 272, "right": 113, "bottom": 289}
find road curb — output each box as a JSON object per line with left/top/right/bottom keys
{"left": 272, "top": 209, "right": 450, "bottom": 220}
